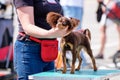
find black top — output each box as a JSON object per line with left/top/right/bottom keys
{"left": 13, "top": 0, "right": 63, "bottom": 32}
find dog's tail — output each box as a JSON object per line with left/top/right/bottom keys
{"left": 83, "top": 29, "right": 91, "bottom": 41}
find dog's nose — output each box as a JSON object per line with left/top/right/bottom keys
{"left": 62, "top": 22, "right": 67, "bottom": 26}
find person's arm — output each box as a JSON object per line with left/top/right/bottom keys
{"left": 17, "top": 6, "right": 68, "bottom": 38}
{"left": 97, "top": 0, "right": 103, "bottom": 2}
{"left": 97, "top": 0, "right": 109, "bottom": 13}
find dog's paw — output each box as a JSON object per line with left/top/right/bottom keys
{"left": 94, "top": 67, "right": 97, "bottom": 71}
{"left": 70, "top": 71, "right": 75, "bottom": 74}
{"left": 62, "top": 70, "right": 66, "bottom": 74}
{"left": 75, "top": 68, "right": 80, "bottom": 71}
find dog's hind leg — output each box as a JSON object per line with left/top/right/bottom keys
{"left": 76, "top": 49, "right": 82, "bottom": 71}
{"left": 86, "top": 47, "right": 97, "bottom": 71}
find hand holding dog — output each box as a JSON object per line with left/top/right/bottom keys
{"left": 48, "top": 25, "right": 69, "bottom": 38}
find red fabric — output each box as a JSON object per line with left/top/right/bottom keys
{"left": 19, "top": 32, "right": 58, "bottom": 62}
{"left": 107, "top": 2, "right": 120, "bottom": 19}
{"left": 30, "top": 36, "right": 41, "bottom": 43}
{"left": 0, "top": 74, "right": 6, "bottom": 77}
{"left": 0, "top": 46, "right": 13, "bottom": 61}
{"left": 41, "top": 40, "right": 58, "bottom": 62}
{"left": 30, "top": 37, "right": 59, "bottom": 62}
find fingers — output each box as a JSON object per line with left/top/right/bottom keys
{"left": 53, "top": 26, "right": 69, "bottom": 37}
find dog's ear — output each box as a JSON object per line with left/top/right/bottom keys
{"left": 70, "top": 17, "right": 80, "bottom": 28}
{"left": 46, "top": 12, "right": 62, "bottom": 27}
{"left": 66, "top": 17, "right": 80, "bottom": 32}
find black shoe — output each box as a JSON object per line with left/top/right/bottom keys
{"left": 95, "top": 54, "right": 103, "bottom": 59}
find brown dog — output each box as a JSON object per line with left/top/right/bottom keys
{"left": 46, "top": 12, "right": 97, "bottom": 74}
{"left": 60, "top": 29, "right": 97, "bottom": 74}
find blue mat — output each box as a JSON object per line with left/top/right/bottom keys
{"left": 29, "top": 69, "right": 120, "bottom": 80}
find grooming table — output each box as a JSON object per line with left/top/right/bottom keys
{"left": 29, "top": 69, "right": 120, "bottom": 80}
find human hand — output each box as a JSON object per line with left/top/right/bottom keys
{"left": 49, "top": 26, "right": 69, "bottom": 38}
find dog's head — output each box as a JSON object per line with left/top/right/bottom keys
{"left": 46, "top": 12, "right": 80, "bottom": 32}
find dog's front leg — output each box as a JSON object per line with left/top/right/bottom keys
{"left": 71, "top": 50, "right": 77, "bottom": 74}
{"left": 62, "top": 50, "right": 67, "bottom": 73}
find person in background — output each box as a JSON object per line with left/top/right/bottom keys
{"left": 59, "top": 0, "right": 87, "bottom": 67}
{"left": 95, "top": 0, "right": 120, "bottom": 59}
{"left": 60, "top": 0, "right": 84, "bottom": 30}
{"left": 13, "top": 0, "right": 68, "bottom": 80}
{"left": 0, "top": 0, "right": 13, "bottom": 48}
